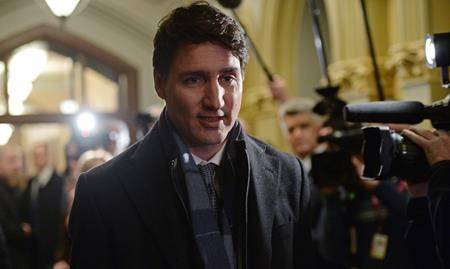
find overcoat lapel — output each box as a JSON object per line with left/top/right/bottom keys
{"left": 245, "top": 137, "right": 281, "bottom": 266}
{"left": 117, "top": 117, "right": 282, "bottom": 268}
{"left": 117, "top": 121, "right": 194, "bottom": 268}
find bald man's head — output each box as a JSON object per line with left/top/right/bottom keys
{"left": 0, "top": 145, "right": 23, "bottom": 182}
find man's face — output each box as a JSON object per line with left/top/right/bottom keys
{"left": 0, "top": 147, "right": 23, "bottom": 180}
{"left": 33, "top": 145, "right": 49, "bottom": 171}
{"left": 155, "top": 42, "right": 243, "bottom": 148}
{"left": 283, "top": 112, "right": 321, "bottom": 159}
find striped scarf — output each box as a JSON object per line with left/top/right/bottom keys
{"left": 165, "top": 112, "right": 238, "bottom": 269}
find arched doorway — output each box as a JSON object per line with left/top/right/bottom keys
{"left": 0, "top": 24, "right": 138, "bottom": 174}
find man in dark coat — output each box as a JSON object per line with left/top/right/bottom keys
{"left": 403, "top": 127, "right": 450, "bottom": 268}
{"left": 69, "top": 2, "right": 312, "bottom": 269}
{"left": 21, "top": 143, "right": 65, "bottom": 269}
{"left": 0, "top": 145, "right": 29, "bottom": 269}
{"left": 0, "top": 224, "right": 12, "bottom": 269}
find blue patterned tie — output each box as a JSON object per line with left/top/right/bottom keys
{"left": 198, "top": 163, "right": 219, "bottom": 214}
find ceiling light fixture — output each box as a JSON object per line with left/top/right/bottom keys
{"left": 42, "top": 0, "right": 90, "bottom": 20}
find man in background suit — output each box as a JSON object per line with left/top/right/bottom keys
{"left": 21, "top": 143, "right": 65, "bottom": 269}
{"left": 69, "top": 2, "right": 312, "bottom": 268}
{"left": 0, "top": 224, "right": 12, "bottom": 269}
{"left": 0, "top": 145, "right": 29, "bottom": 269}
{"left": 279, "top": 98, "right": 352, "bottom": 269}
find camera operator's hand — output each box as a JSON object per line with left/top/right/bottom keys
{"left": 384, "top": 125, "right": 429, "bottom": 195}
{"left": 402, "top": 127, "right": 450, "bottom": 166}
{"left": 268, "top": 74, "right": 289, "bottom": 103}
{"left": 351, "top": 155, "right": 380, "bottom": 191}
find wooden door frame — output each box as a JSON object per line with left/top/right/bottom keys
{"left": 0, "top": 24, "right": 139, "bottom": 142}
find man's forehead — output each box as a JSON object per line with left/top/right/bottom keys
{"left": 172, "top": 42, "right": 241, "bottom": 71}
{"left": 0, "top": 147, "right": 20, "bottom": 163}
{"left": 285, "top": 112, "right": 320, "bottom": 126}
{"left": 285, "top": 112, "right": 313, "bottom": 121}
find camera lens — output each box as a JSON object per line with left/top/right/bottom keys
{"left": 391, "top": 132, "right": 429, "bottom": 181}
{"left": 362, "top": 126, "right": 429, "bottom": 181}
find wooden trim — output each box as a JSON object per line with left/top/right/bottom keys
{"left": 0, "top": 112, "right": 123, "bottom": 125}
{"left": 0, "top": 25, "right": 132, "bottom": 72}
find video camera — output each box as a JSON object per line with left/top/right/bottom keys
{"left": 343, "top": 32, "right": 450, "bottom": 181}
{"left": 310, "top": 86, "right": 363, "bottom": 189}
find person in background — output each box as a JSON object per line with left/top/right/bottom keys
{"left": 0, "top": 144, "right": 30, "bottom": 269}
{"left": 274, "top": 78, "right": 413, "bottom": 268}
{"left": 67, "top": 149, "right": 113, "bottom": 217}
{"left": 268, "top": 74, "right": 290, "bottom": 104}
{"left": 403, "top": 127, "right": 450, "bottom": 268}
{"left": 279, "top": 98, "right": 350, "bottom": 269}
{"left": 348, "top": 124, "right": 413, "bottom": 269}
{"left": 53, "top": 149, "right": 112, "bottom": 269}
{"left": 0, "top": 224, "right": 12, "bottom": 269}
{"left": 62, "top": 141, "right": 80, "bottom": 200}
{"left": 20, "top": 143, "right": 65, "bottom": 269}
{"left": 350, "top": 155, "right": 413, "bottom": 269}
{"left": 278, "top": 98, "right": 324, "bottom": 163}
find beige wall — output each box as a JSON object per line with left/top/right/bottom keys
{"left": 233, "top": 0, "right": 326, "bottom": 150}
{"left": 324, "top": 0, "right": 450, "bottom": 103}
{"left": 1, "top": 0, "right": 448, "bottom": 150}
{"left": 0, "top": 0, "right": 184, "bottom": 111}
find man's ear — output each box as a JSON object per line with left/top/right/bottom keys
{"left": 154, "top": 70, "right": 166, "bottom": 100}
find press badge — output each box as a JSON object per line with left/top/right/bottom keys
{"left": 370, "top": 233, "right": 388, "bottom": 260}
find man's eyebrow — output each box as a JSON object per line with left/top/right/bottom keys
{"left": 178, "top": 70, "right": 208, "bottom": 77}
{"left": 221, "top": 67, "right": 240, "bottom": 73}
{"left": 178, "top": 67, "right": 240, "bottom": 77}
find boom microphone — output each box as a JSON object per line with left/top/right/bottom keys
{"left": 217, "top": 0, "right": 274, "bottom": 81}
{"left": 343, "top": 101, "right": 425, "bottom": 123}
{"left": 217, "top": 0, "right": 242, "bottom": 9}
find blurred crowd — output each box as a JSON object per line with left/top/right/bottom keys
{"left": 269, "top": 75, "right": 412, "bottom": 268}
{"left": 0, "top": 74, "right": 448, "bottom": 269}
{"left": 0, "top": 142, "right": 112, "bottom": 269}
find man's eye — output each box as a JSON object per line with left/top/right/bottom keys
{"left": 300, "top": 124, "right": 310, "bottom": 129}
{"left": 220, "top": 75, "right": 236, "bottom": 85}
{"left": 183, "top": 76, "right": 204, "bottom": 86}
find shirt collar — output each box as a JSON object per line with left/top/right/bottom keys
{"left": 36, "top": 165, "right": 53, "bottom": 187}
{"left": 192, "top": 142, "right": 227, "bottom": 166}
{"left": 301, "top": 144, "right": 328, "bottom": 175}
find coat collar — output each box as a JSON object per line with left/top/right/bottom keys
{"left": 118, "top": 116, "right": 280, "bottom": 267}
{"left": 243, "top": 136, "right": 280, "bottom": 261}
{"left": 118, "top": 119, "right": 194, "bottom": 268}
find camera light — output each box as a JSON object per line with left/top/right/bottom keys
{"left": 425, "top": 32, "right": 450, "bottom": 88}
{"left": 76, "top": 111, "right": 96, "bottom": 137}
{"left": 45, "top": 0, "right": 81, "bottom": 17}
{"left": 60, "top": 99, "right": 79, "bottom": 114}
{"left": 425, "top": 35, "right": 436, "bottom": 68}
{"left": 0, "top": 124, "right": 14, "bottom": 145}
{"left": 425, "top": 32, "right": 450, "bottom": 68}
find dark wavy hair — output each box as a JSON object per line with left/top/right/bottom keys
{"left": 153, "top": 1, "right": 249, "bottom": 78}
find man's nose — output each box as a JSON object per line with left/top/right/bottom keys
{"left": 292, "top": 127, "right": 303, "bottom": 138}
{"left": 203, "top": 80, "right": 225, "bottom": 110}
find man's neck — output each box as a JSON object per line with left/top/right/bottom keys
{"left": 36, "top": 165, "right": 53, "bottom": 187}
{"left": 298, "top": 153, "right": 308, "bottom": 160}
{"left": 189, "top": 140, "right": 227, "bottom": 161}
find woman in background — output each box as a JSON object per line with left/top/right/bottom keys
{"left": 53, "top": 149, "right": 112, "bottom": 269}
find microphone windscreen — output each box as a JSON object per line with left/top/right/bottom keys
{"left": 344, "top": 101, "right": 424, "bottom": 124}
{"left": 217, "top": 0, "right": 242, "bottom": 9}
